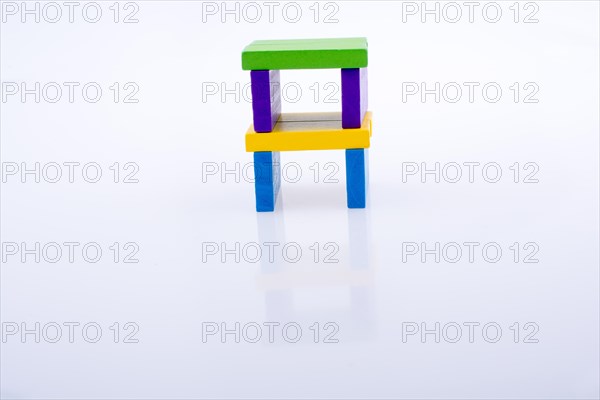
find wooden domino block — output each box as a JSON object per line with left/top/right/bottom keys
{"left": 342, "top": 68, "right": 368, "bottom": 129}
{"left": 346, "top": 149, "right": 367, "bottom": 208}
{"left": 253, "top": 151, "right": 281, "bottom": 212}
{"left": 250, "top": 70, "right": 281, "bottom": 133}
{"left": 242, "top": 38, "right": 368, "bottom": 70}
{"left": 246, "top": 112, "right": 372, "bottom": 152}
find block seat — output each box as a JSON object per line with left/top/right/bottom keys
{"left": 245, "top": 112, "right": 372, "bottom": 152}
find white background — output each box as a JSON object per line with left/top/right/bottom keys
{"left": 1, "top": 1, "right": 599, "bottom": 398}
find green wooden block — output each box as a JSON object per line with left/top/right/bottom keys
{"left": 242, "top": 38, "right": 368, "bottom": 71}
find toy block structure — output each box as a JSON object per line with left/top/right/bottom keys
{"left": 242, "top": 38, "right": 372, "bottom": 211}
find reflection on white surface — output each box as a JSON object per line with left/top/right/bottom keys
{"left": 256, "top": 204, "right": 375, "bottom": 342}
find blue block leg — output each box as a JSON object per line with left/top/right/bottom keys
{"left": 254, "top": 151, "right": 281, "bottom": 212}
{"left": 345, "top": 149, "right": 367, "bottom": 208}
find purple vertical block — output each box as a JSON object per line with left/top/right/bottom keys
{"left": 250, "top": 70, "right": 281, "bottom": 133}
{"left": 341, "top": 68, "right": 368, "bottom": 129}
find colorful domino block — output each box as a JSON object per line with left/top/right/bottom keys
{"left": 346, "top": 149, "right": 367, "bottom": 208}
{"left": 342, "top": 68, "right": 368, "bottom": 129}
{"left": 242, "top": 38, "right": 372, "bottom": 211}
{"left": 246, "top": 112, "right": 372, "bottom": 152}
{"left": 253, "top": 151, "right": 281, "bottom": 212}
{"left": 242, "top": 38, "right": 368, "bottom": 70}
{"left": 250, "top": 70, "right": 281, "bottom": 133}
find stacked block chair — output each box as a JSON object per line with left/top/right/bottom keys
{"left": 242, "top": 38, "right": 372, "bottom": 211}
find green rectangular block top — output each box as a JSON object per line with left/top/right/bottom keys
{"left": 242, "top": 37, "right": 368, "bottom": 70}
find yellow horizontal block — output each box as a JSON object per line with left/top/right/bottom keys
{"left": 245, "top": 111, "right": 372, "bottom": 152}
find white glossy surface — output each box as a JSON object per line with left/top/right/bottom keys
{"left": 1, "top": 1, "right": 598, "bottom": 398}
